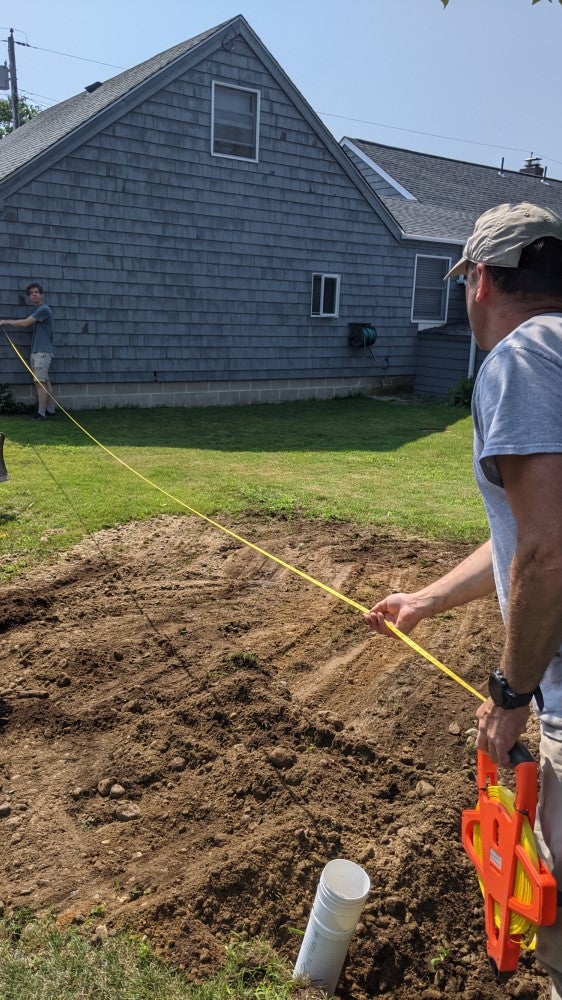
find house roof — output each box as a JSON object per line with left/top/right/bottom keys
{"left": 0, "top": 20, "right": 231, "bottom": 185}
{"left": 0, "top": 17, "right": 400, "bottom": 239}
{"left": 341, "top": 138, "right": 562, "bottom": 245}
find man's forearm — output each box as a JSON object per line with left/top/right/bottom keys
{"left": 413, "top": 539, "right": 496, "bottom": 616}
{"left": 366, "top": 539, "right": 496, "bottom": 638}
{"left": 0, "top": 317, "right": 34, "bottom": 329}
{"left": 497, "top": 453, "right": 562, "bottom": 695}
{"left": 500, "top": 545, "right": 562, "bottom": 693}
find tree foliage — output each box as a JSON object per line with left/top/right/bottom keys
{"left": 0, "top": 96, "right": 41, "bottom": 137}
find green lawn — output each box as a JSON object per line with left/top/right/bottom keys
{"left": 0, "top": 397, "right": 485, "bottom": 582}
{"left": 0, "top": 913, "right": 322, "bottom": 1000}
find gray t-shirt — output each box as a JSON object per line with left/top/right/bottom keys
{"left": 472, "top": 313, "right": 562, "bottom": 738}
{"left": 30, "top": 303, "right": 54, "bottom": 356}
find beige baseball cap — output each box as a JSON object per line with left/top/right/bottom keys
{"left": 444, "top": 202, "right": 562, "bottom": 280}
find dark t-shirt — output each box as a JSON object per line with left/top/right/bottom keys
{"left": 30, "top": 303, "right": 54, "bottom": 355}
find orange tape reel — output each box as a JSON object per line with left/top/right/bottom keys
{"left": 461, "top": 747, "right": 557, "bottom": 981}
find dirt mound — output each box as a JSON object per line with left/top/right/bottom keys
{"left": 0, "top": 515, "right": 549, "bottom": 999}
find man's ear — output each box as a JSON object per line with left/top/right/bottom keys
{"left": 474, "top": 263, "right": 492, "bottom": 303}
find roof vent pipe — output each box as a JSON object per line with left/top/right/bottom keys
{"left": 498, "top": 157, "right": 505, "bottom": 177}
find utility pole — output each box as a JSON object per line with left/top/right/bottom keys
{"left": 7, "top": 28, "right": 20, "bottom": 129}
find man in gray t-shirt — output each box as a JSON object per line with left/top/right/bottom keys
{"left": 0, "top": 282, "right": 56, "bottom": 420}
{"left": 366, "top": 203, "right": 562, "bottom": 998}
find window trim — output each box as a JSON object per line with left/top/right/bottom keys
{"left": 211, "top": 80, "right": 260, "bottom": 162}
{"left": 411, "top": 254, "right": 452, "bottom": 325}
{"left": 311, "top": 273, "right": 341, "bottom": 318}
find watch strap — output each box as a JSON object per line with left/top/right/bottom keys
{"left": 489, "top": 669, "right": 543, "bottom": 711}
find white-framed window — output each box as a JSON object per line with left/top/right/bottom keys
{"left": 311, "top": 273, "right": 340, "bottom": 317}
{"left": 211, "top": 81, "right": 260, "bottom": 161}
{"left": 411, "top": 255, "right": 451, "bottom": 324}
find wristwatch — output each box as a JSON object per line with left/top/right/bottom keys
{"left": 488, "top": 668, "right": 543, "bottom": 710}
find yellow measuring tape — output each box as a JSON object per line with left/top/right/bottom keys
{"left": 5, "top": 334, "right": 485, "bottom": 704}
{"left": 9, "top": 337, "right": 548, "bottom": 960}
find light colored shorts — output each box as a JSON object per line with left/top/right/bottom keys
{"left": 30, "top": 352, "right": 53, "bottom": 381}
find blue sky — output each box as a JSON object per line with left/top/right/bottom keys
{"left": 2, "top": 0, "right": 561, "bottom": 178}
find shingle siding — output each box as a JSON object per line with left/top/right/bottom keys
{"left": 414, "top": 330, "right": 486, "bottom": 397}
{"left": 0, "top": 30, "right": 422, "bottom": 402}
{"left": 4, "top": 18, "right": 498, "bottom": 406}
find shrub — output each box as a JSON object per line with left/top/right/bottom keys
{"left": 0, "top": 383, "right": 27, "bottom": 414}
{"left": 447, "top": 376, "right": 475, "bottom": 408}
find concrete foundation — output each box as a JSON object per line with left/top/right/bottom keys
{"left": 12, "top": 375, "right": 413, "bottom": 411}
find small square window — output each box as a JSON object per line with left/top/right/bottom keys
{"left": 212, "top": 82, "right": 259, "bottom": 161}
{"left": 311, "top": 274, "right": 340, "bottom": 317}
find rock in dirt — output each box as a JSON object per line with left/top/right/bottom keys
{"left": 265, "top": 747, "right": 297, "bottom": 769}
{"left": 415, "top": 779, "right": 435, "bottom": 798}
{"left": 169, "top": 756, "right": 187, "bottom": 772}
{"left": 114, "top": 803, "right": 140, "bottom": 822}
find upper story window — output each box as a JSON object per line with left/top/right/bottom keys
{"left": 411, "top": 255, "right": 451, "bottom": 324}
{"left": 211, "top": 82, "right": 260, "bottom": 161}
{"left": 311, "top": 273, "right": 340, "bottom": 318}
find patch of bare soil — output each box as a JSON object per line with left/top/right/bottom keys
{"left": 0, "top": 515, "right": 550, "bottom": 999}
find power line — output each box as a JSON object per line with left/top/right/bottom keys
{"left": 13, "top": 38, "right": 125, "bottom": 71}
{"left": 20, "top": 88, "right": 54, "bottom": 104}
{"left": 319, "top": 110, "right": 562, "bottom": 169}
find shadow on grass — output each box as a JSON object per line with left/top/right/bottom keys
{"left": 0, "top": 396, "right": 471, "bottom": 455}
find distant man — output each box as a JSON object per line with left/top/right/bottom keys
{"left": 0, "top": 282, "right": 56, "bottom": 419}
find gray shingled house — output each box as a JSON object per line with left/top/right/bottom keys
{"left": 3, "top": 17, "right": 562, "bottom": 410}
{"left": 0, "top": 15, "right": 422, "bottom": 410}
{"left": 341, "top": 138, "right": 562, "bottom": 396}
{"left": 0, "top": 15, "right": 482, "bottom": 411}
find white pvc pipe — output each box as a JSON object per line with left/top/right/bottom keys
{"left": 293, "top": 858, "right": 371, "bottom": 995}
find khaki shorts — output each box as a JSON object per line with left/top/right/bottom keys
{"left": 30, "top": 352, "right": 53, "bottom": 381}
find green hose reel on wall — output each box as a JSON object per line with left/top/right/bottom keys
{"left": 347, "top": 324, "right": 389, "bottom": 370}
{"left": 347, "top": 323, "right": 377, "bottom": 349}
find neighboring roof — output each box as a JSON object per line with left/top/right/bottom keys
{"left": 341, "top": 138, "right": 562, "bottom": 245}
